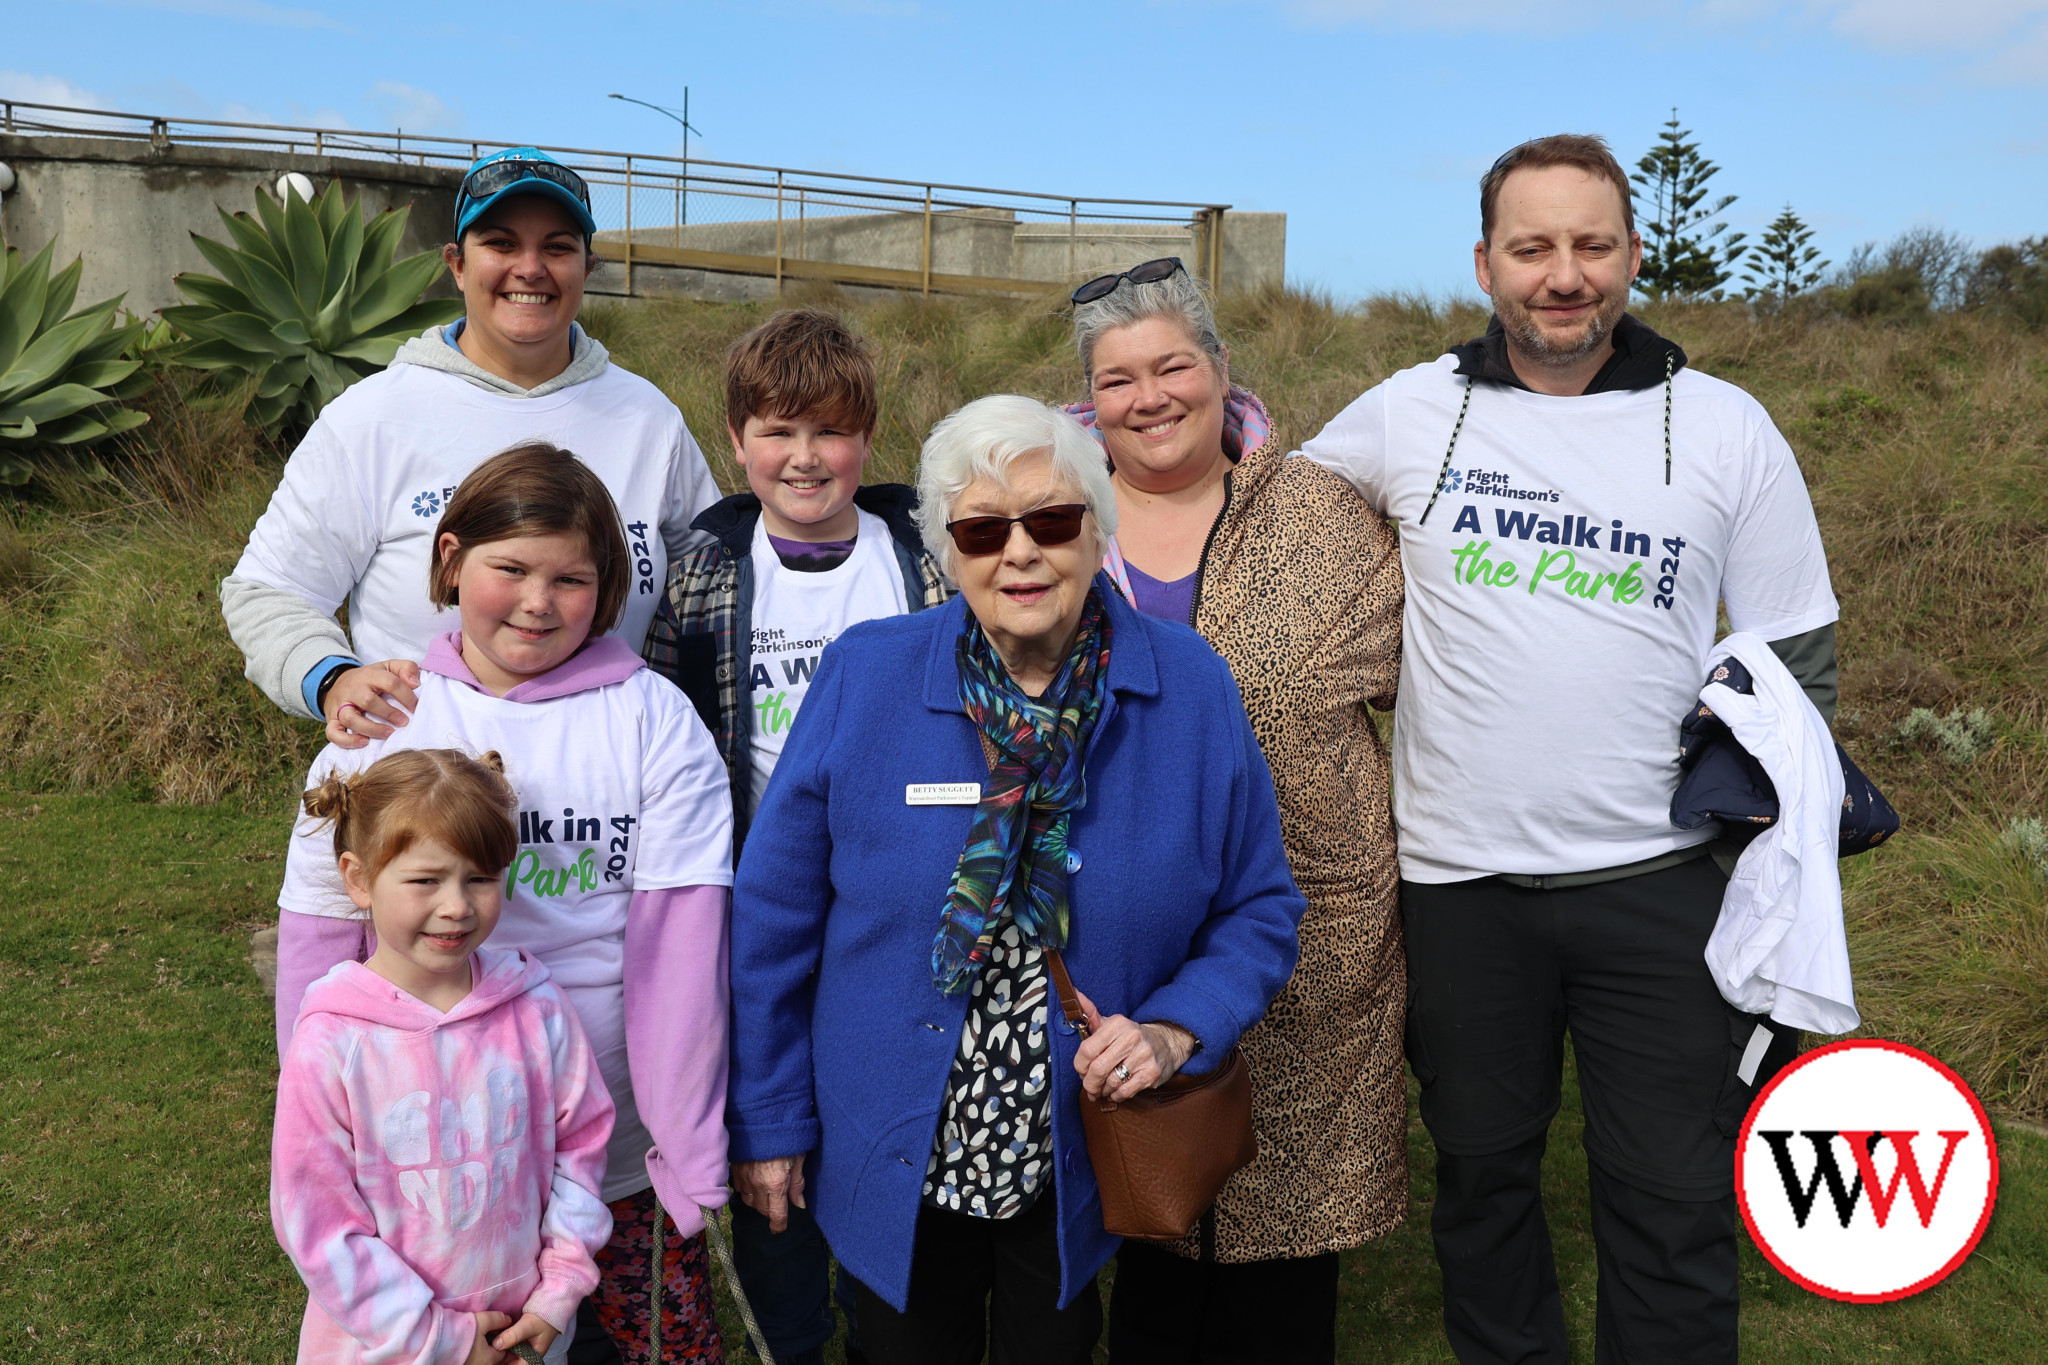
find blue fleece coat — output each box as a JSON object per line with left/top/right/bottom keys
{"left": 728, "top": 579, "right": 1306, "bottom": 1311}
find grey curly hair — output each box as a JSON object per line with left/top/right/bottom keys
{"left": 1071, "top": 264, "right": 1228, "bottom": 391}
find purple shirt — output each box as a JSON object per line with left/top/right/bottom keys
{"left": 1125, "top": 560, "right": 1197, "bottom": 625}
{"left": 767, "top": 532, "right": 856, "bottom": 573}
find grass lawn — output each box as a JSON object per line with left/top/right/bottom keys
{"left": 3, "top": 786, "right": 2044, "bottom": 1363}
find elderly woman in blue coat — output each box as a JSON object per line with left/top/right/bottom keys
{"left": 727, "top": 393, "right": 1305, "bottom": 1365}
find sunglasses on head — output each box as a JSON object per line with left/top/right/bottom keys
{"left": 458, "top": 157, "right": 592, "bottom": 210}
{"left": 945, "top": 504, "right": 1089, "bottom": 557}
{"left": 1069, "top": 256, "right": 1186, "bottom": 305}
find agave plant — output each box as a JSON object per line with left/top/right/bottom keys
{"left": 0, "top": 242, "right": 152, "bottom": 486}
{"left": 162, "top": 179, "right": 464, "bottom": 435}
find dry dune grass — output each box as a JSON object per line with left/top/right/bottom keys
{"left": 0, "top": 377, "right": 321, "bottom": 803}
{"left": 1, "top": 286, "right": 2043, "bottom": 1111}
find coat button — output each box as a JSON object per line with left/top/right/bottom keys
{"left": 1063, "top": 1147, "right": 1076, "bottom": 1175}
{"left": 716, "top": 663, "right": 733, "bottom": 681}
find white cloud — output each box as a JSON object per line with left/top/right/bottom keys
{"left": 366, "top": 81, "right": 459, "bottom": 135}
{"left": 1267, "top": 0, "right": 2048, "bottom": 84}
{"left": 0, "top": 71, "right": 110, "bottom": 110}
{"left": 1274, "top": 0, "right": 2048, "bottom": 48}
{"left": 1805, "top": 0, "right": 2048, "bottom": 49}
{"left": 87, "top": 0, "right": 347, "bottom": 30}
{"left": 0, "top": 71, "right": 136, "bottom": 132}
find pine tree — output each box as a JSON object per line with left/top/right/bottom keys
{"left": 1630, "top": 109, "right": 1748, "bottom": 299}
{"left": 1743, "top": 205, "right": 1828, "bottom": 301}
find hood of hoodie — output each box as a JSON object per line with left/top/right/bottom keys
{"left": 424, "top": 630, "right": 644, "bottom": 703}
{"left": 294, "top": 944, "right": 550, "bottom": 1032}
{"left": 391, "top": 320, "right": 611, "bottom": 398}
{"left": 1064, "top": 385, "right": 1273, "bottom": 465}
{"left": 1450, "top": 313, "right": 1686, "bottom": 395}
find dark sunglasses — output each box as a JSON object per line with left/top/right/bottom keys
{"left": 945, "top": 504, "right": 1089, "bottom": 557}
{"left": 1069, "top": 256, "right": 1186, "bottom": 305}
{"left": 459, "top": 157, "right": 592, "bottom": 210}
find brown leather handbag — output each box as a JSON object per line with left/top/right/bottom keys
{"left": 1044, "top": 946, "right": 1258, "bottom": 1241}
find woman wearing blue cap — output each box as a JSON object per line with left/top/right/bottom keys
{"left": 231, "top": 149, "right": 729, "bottom": 1364}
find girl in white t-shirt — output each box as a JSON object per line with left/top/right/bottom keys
{"left": 276, "top": 442, "right": 735, "bottom": 1363}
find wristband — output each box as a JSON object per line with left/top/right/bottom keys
{"left": 313, "top": 660, "right": 355, "bottom": 713}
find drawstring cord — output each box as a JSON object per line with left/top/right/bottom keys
{"left": 1417, "top": 378, "right": 1474, "bottom": 527}
{"left": 1662, "top": 350, "right": 1675, "bottom": 485}
{"left": 1418, "top": 350, "right": 1678, "bottom": 527}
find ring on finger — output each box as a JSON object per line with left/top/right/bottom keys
{"left": 1114, "top": 1062, "right": 1131, "bottom": 1081}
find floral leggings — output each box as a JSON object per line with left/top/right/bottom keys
{"left": 589, "top": 1187, "right": 726, "bottom": 1364}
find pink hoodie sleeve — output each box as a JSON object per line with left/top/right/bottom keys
{"left": 524, "top": 989, "right": 618, "bottom": 1331}
{"left": 272, "top": 1024, "right": 476, "bottom": 1365}
{"left": 624, "top": 884, "right": 731, "bottom": 1238}
{"left": 274, "top": 910, "right": 368, "bottom": 1059}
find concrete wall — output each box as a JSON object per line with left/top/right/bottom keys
{"left": 0, "top": 130, "right": 1285, "bottom": 314}
{"left": 0, "top": 133, "right": 460, "bottom": 318}
{"left": 593, "top": 208, "right": 1287, "bottom": 300}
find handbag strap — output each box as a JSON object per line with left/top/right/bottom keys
{"left": 1043, "top": 947, "right": 1090, "bottom": 1038}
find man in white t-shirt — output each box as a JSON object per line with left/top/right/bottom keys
{"left": 1298, "top": 135, "right": 1838, "bottom": 1365}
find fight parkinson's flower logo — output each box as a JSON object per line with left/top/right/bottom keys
{"left": 1736, "top": 1039, "right": 1999, "bottom": 1303}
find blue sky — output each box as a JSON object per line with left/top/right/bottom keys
{"left": 8, "top": 0, "right": 2046, "bottom": 301}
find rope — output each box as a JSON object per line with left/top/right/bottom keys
{"left": 642, "top": 1192, "right": 780, "bottom": 1365}
{"left": 1417, "top": 376, "right": 1474, "bottom": 526}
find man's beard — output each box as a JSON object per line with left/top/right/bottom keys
{"left": 1497, "top": 288, "right": 1627, "bottom": 369}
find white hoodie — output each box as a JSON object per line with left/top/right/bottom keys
{"left": 223, "top": 325, "right": 719, "bottom": 717}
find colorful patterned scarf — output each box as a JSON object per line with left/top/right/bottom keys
{"left": 931, "top": 592, "right": 1113, "bottom": 995}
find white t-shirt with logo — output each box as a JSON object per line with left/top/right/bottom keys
{"left": 279, "top": 667, "right": 733, "bottom": 1197}
{"left": 1298, "top": 355, "right": 1838, "bottom": 883}
{"left": 234, "top": 362, "right": 720, "bottom": 665}
{"left": 747, "top": 507, "right": 908, "bottom": 812}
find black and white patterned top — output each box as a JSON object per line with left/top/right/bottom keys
{"left": 922, "top": 917, "right": 1053, "bottom": 1219}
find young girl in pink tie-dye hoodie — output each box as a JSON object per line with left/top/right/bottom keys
{"left": 273, "top": 747, "right": 616, "bottom": 1365}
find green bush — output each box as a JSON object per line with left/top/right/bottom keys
{"left": 162, "top": 180, "right": 463, "bottom": 436}
{"left": 0, "top": 242, "right": 151, "bottom": 487}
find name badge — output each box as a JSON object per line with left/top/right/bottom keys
{"left": 907, "top": 783, "right": 981, "bottom": 806}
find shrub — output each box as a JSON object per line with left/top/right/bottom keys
{"left": 1837, "top": 265, "right": 1933, "bottom": 323}
{"left": 2005, "top": 817, "right": 2048, "bottom": 880}
{"left": 162, "top": 180, "right": 463, "bottom": 437}
{"left": 0, "top": 242, "right": 152, "bottom": 487}
{"left": 1898, "top": 707, "right": 1999, "bottom": 765}
{"left": 1966, "top": 237, "right": 2048, "bottom": 331}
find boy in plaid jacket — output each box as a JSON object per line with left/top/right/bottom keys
{"left": 642, "top": 308, "right": 947, "bottom": 1365}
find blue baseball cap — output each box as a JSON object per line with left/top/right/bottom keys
{"left": 454, "top": 147, "right": 597, "bottom": 239}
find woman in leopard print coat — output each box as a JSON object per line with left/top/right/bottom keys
{"left": 1066, "top": 260, "right": 1405, "bottom": 1361}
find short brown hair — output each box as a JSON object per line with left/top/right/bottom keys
{"left": 1480, "top": 134, "right": 1635, "bottom": 243}
{"left": 724, "top": 307, "right": 878, "bottom": 438}
{"left": 303, "top": 748, "right": 518, "bottom": 879}
{"left": 429, "top": 442, "right": 632, "bottom": 636}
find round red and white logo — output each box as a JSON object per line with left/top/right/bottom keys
{"left": 1737, "top": 1039, "right": 1999, "bottom": 1303}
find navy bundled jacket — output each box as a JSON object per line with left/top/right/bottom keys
{"left": 727, "top": 581, "right": 1307, "bottom": 1311}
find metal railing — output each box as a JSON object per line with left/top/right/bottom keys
{"left": 0, "top": 100, "right": 1232, "bottom": 298}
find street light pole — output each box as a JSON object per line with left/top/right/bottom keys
{"left": 609, "top": 91, "right": 702, "bottom": 226}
